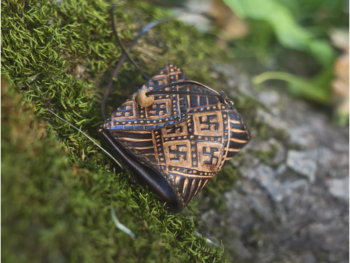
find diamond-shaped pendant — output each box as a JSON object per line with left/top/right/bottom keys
{"left": 99, "top": 64, "right": 250, "bottom": 212}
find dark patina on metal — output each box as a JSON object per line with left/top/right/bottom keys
{"left": 98, "top": 64, "right": 250, "bottom": 212}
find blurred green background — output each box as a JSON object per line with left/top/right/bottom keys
{"left": 172, "top": 0, "right": 349, "bottom": 124}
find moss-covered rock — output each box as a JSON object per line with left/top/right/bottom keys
{"left": 1, "top": 74, "right": 228, "bottom": 262}
{"left": 1, "top": 0, "right": 234, "bottom": 261}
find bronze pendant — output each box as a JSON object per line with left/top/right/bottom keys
{"left": 98, "top": 63, "right": 250, "bottom": 212}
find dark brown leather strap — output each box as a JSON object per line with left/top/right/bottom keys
{"left": 99, "top": 129, "right": 178, "bottom": 205}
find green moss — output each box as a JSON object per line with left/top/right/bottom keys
{"left": 2, "top": 0, "right": 228, "bottom": 158}
{"left": 2, "top": 76, "right": 228, "bottom": 262}
{"left": 1, "top": 0, "right": 236, "bottom": 261}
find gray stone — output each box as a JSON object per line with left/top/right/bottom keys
{"left": 256, "top": 108, "right": 288, "bottom": 131}
{"left": 333, "top": 142, "right": 349, "bottom": 152}
{"left": 245, "top": 138, "right": 285, "bottom": 165}
{"left": 270, "top": 107, "right": 281, "bottom": 116}
{"left": 246, "top": 164, "right": 284, "bottom": 202}
{"left": 328, "top": 168, "right": 349, "bottom": 178}
{"left": 299, "top": 252, "right": 316, "bottom": 263}
{"left": 317, "top": 147, "right": 335, "bottom": 167}
{"left": 288, "top": 127, "right": 316, "bottom": 148}
{"left": 224, "top": 191, "right": 256, "bottom": 231}
{"left": 327, "top": 177, "right": 349, "bottom": 201}
{"left": 194, "top": 63, "right": 349, "bottom": 263}
{"left": 241, "top": 153, "right": 260, "bottom": 168}
{"left": 229, "top": 238, "right": 252, "bottom": 259}
{"left": 247, "top": 194, "right": 273, "bottom": 220}
{"left": 306, "top": 221, "right": 348, "bottom": 250}
{"left": 282, "top": 179, "right": 308, "bottom": 197}
{"left": 329, "top": 152, "right": 349, "bottom": 168}
{"left": 286, "top": 150, "right": 317, "bottom": 183}
{"left": 276, "top": 164, "right": 287, "bottom": 175}
{"left": 272, "top": 141, "right": 286, "bottom": 165}
{"left": 258, "top": 91, "right": 280, "bottom": 105}
{"left": 201, "top": 209, "right": 220, "bottom": 226}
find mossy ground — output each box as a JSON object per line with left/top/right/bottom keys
{"left": 2, "top": 77, "right": 226, "bottom": 262}
{"left": 1, "top": 0, "right": 245, "bottom": 262}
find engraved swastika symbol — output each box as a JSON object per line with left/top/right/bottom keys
{"left": 197, "top": 142, "right": 223, "bottom": 171}
{"left": 162, "top": 122, "right": 188, "bottom": 137}
{"left": 169, "top": 144, "right": 187, "bottom": 162}
{"left": 115, "top": 103, "right": 134, "bottom": 118}
{"left": 166, "top": 125, "right": 183, "bottom": 135}
{"left": 199, "top": 115, "right": 219, "bottom": 132}
{"left": 149, "top": 102, "right": 167, "bottom": 116}
{"left": 193, "top": 112, "right": 223, "bottom": 136}
{"left": 163, "top": 141, "right": 191, "bottom": 168}
{"left": 203, "top": 146, "right": 219, "bottom": 165}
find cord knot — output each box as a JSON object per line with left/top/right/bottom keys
{"left": 219, "top": 91, "right": 228, "bottom": 104}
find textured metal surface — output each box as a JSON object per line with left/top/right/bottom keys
{"left": 99, "top": 64, "right": 250, "bottom": 211}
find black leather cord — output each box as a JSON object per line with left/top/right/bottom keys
{"left": 103, "top": 3, "right": 230, "bottom": 119}
{"left": 102, "top": 5, "right": 176, "bottom": 120}
{"left": 110, "top": 2, "right": 149, "bottom": 80}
